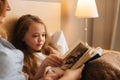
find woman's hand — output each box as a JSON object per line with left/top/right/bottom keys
{"left": 59, "top": 65, "right": 85, "bottom": 80}
{"left": 42, "top": 73, "right": 62, "bottom": 80}
{"left": 39, "top": 65, "right": 84, "bottom": 80}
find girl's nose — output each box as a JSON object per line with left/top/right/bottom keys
{"left": 38, "top": 36, "right": 42, "bottom": 42}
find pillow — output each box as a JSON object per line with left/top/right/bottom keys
{"left": 51, "top": 30, "right": 69, "bottom": 56}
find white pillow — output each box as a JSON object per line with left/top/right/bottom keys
{"left": 51, "top": 30, "right": 69, "bottom": 55}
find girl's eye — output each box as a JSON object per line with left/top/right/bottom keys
{"left": 42, "top": 34, "right": 46, "bottom": 37}
{"left": 32, "top": 33, "right": 46, "bottom": 38}
{"left": 32, "top": 35, "right": 39, "bottom": 37}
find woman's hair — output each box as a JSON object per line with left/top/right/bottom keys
{"left": 0, "top": 0, "right": 7, "bottom": 16}
{"left": 11, "top": 14, "right": 59, "bottom": 80}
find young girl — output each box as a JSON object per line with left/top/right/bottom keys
{"left": 11, "top": 14, "right": 63, "bottom": 80}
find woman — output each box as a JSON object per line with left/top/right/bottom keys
{"left": 0, "top": 0, "right": 84, "bottom": 80}
{"left": 0, "top": 0, "right": 26, "bottom": 80}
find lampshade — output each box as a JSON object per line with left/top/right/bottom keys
{"left": 75, "top": 0, "right": 99, "bottom": 18}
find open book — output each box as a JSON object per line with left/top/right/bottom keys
{"left": 46, "top": 41, "right": 103, "bottom": 74}
{"left": 60, "top": 40, "right": 103, "bottom": 70}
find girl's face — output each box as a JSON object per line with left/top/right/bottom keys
{"left": 23, "top": 22, "right": 46, "bottom": 52}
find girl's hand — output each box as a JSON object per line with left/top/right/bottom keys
{"left": 42, "top": 54, "right": 63, "bottom": 67}
{"left": 33, "top": 54, "right": 63, "bottom": 80}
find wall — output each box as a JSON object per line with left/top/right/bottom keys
{"left": 61, "top": 0, "right": 93, "bottom": 48}
{"left": 61, "top": 0, "right": 87, "bottom": 48}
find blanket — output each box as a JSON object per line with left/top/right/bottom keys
{"left": 81, "top": 51, "right": 120, "bottom": 80}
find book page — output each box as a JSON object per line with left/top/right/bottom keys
{"left": 61, "top": 41, "right": 90, "bottom": 70}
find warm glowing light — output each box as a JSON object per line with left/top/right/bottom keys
{"left": 75, "top": 0, "right": 99, "bottom": 18}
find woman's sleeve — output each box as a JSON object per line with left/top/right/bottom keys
{"left": 0, "top": 50, "right": 15, "bottom": 78}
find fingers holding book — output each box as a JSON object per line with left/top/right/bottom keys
{"left": 44, "top": 64, "right": 85, "bottom": 80}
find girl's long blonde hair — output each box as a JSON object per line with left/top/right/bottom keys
{"left": 11, "top": 14, "right": 59, "bottom": 80}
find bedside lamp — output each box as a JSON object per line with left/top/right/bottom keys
{"left": 75, "top": 0, "right": 99, "bottom": 45}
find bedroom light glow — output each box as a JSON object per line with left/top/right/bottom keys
{"left": 75, "top": 0, "right": 99, "bottom": 45}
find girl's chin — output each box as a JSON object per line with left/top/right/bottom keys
{"left": 35, "top": 48, "right": 42, "bottom": 51}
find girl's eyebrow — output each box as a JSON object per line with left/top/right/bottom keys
{"left": 32, "top": 32, "right": 46, "bottom": 34}
{"left": 42, "top": 32, "right": 46, "bottom": 34}
{"left": 42, "top": 32, "right": 45, "bottom": 33}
